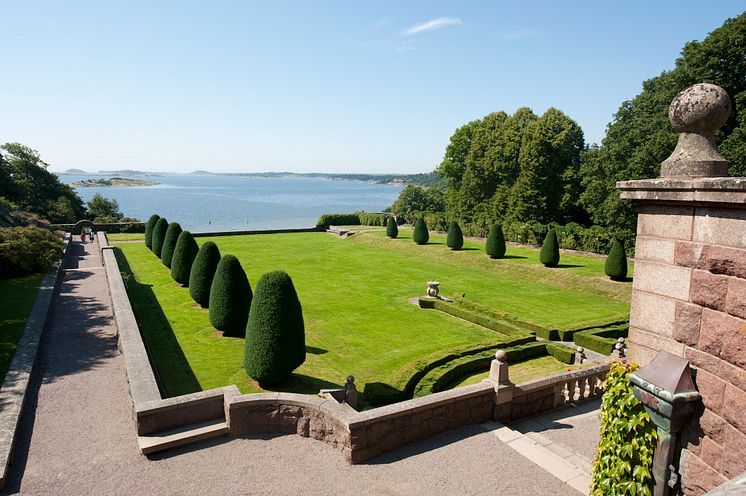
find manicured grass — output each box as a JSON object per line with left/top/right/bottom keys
{"left": 116, "top": 231, "right": 630, "bottom": 400}
{"left": 108, "top": 232, "right": 145, "bottom": 241}
{"left": 0, "top": 274, "right": 44, "bottom": 383}
{"left": 453, "top": 355, "right": 601, "bottom": 387}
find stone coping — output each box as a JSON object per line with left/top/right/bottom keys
{"left": 0, "top": 234, "right": 70, "bottom": 490}
{"left": 515, "top": 363, "right": 610, "bottom": 393}
{"left": 618, "top": 177, "right": 746, "bottom": 205}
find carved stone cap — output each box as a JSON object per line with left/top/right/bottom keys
{"left": 660, "top": 83, "right": 732, "bottom": 178}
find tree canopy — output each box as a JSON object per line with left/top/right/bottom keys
{"left": 87, "top": 193, "right": 124, "bottom": 222}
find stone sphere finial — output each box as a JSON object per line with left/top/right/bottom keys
{"left": 660, "top": 83, "right": 732, "bottom": 178}
{"left": 494, "top": 350, "right": 507, "bottom": 362}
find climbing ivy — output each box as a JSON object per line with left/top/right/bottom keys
{"left": 591, "top": 361, "right": 657, "bottom": 496}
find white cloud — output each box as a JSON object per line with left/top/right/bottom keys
{"left": 499, "top": 29, "right": 541, "bottom": 41}
{"left": 402, "top": 17, "right": 462, "bottom": 36}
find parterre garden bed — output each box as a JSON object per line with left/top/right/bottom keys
{"left": 114, "top": 229, "right": 630, "bottom": 406}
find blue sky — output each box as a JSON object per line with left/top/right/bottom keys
{"left": 1, "top": 1, "right": 744, "bottom": 174}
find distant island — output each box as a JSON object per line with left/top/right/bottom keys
{"left": 188, "top": 170, "right": 441, "bottom": 187}
{"left": 71, "top": 177, "right": 160, "bottom": 187}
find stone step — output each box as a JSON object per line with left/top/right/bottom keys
{"left": 138, "top": 419, "right": 229, "bottom": 455}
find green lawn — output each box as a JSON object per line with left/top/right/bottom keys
{"left": 107, "top": 232, "right": 145, "bottom": 241}
{"left": 115, "top": 230, "right": 630, "bottom": 400}
{"left": 0, "top": 274, "right": 44, "bottom": 383}
{"left": 454, "top": 355, "right": 601, "bottom": 388}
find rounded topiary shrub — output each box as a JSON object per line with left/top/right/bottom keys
{"left": 244, "top": 271, "right": 306, "bottom": 386}
{"left": 171, "top": 231, "right": 199, "bottom": 286}
{"left": 209, "top": 255, "right": 252, "bottom": 337}
{"left": 144, "top": 214, "right": 160, "bottom": 250}
{"left": 386, "top": 216, "right": 398, "bottom": 238}
{"left": 446, "top": 221, "right": 464, "bottom": 250}
{"left": 160, "top": 222, "right": 182, "bottom": 268}
{"left": 151, "top": 217, "right": 169, "bottom": 258}
{"left": 485, "top": 222, "right": 506, "bottom": 259}
{"left": 412, "top": 217, "right": 429, "bottom": 245}
{"left": 539, "top": 228, "right": 560, "bottom": 267}
{"left": 189, "top": 241, "right": 221, "bottom": 307}
{"left": 604, "top": 238, "right": 628, "bottom": 281}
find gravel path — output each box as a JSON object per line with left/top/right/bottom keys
{"left": 4, "top": 239, "right": 585, "bottom": 495}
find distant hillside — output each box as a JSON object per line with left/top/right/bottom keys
{"left": 196, "top": 171, "right": 442, "bottom": 187}
{"left": 72, "top": 177, "right": 159, "bottom": 187}
{"left": 62, "top": 168, "right": 88, "bottom": 174}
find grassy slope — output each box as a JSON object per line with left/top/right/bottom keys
{"left": 0, "top": 274, "right": 44, "bottom": 383}
{"left": 115, "top": 231, "right": 630, "bottom": 397}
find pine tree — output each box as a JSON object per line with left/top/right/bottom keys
{"left": 189, "top": 241, "right": 221, "bottom": 307}
{"left": 160, "top": 222, "right": 182, "bottom": 267}
{"left": 151, "top": 217, "right": 169, "bottom": 258}
{"left": 539, "top": 228, "right": 560, "bottom": 267}
{"left": 446, "top": 221, "right": 464, "bottom": 250}
{"left": 144, "top": 214, "right": 160, "bottom": 250}
{"left": 386, "top": 216, "right": 398, "bottom": 238}
{"left": 209, "top": 255, "right": 252, "bottom": 337}
{"left": 604, "top": 238, "right": 628, "bottom": 281}
{"left": 244, "top": 271, "right": 305, "bottom": 386}
{"left": 412, "top": 217, "right": 429, "bottom": 245}
{"left": 485, "top": 222, "right": 506, "bottom": 259}
{"left": 170, "top": 231, "right": 199, "bottom": 285}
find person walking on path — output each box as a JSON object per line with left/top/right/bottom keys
{"left": 79, "top": 231, "right": 86, "bottom": 243}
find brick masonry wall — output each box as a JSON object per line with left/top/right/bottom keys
{"left": 628, "top": 203, "right": 746, "bottom": 495}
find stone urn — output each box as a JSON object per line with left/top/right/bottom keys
{"left": 426, "top": 281, "right": 440, "bottom": 298}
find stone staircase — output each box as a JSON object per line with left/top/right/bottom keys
{"left": 138, "top": 418, "right": 230, "bottom": 455}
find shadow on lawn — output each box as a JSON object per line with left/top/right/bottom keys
{"left": 114, "top": 248, "right": 201, "bottom": 397}
{"left": 305, "top": 345, "right": 328, "bottom": 355}
{"left": 263, "top": 373, "right": 341, "bottom": 394}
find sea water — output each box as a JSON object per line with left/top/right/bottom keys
{"left": 57, "top": 173, "right": 403, "bottom": 232}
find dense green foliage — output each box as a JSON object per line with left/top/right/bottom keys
{"left": 316, "top": 213, "right": 360, "bottom": 227}
{"left": 0, "top": 227, "right": 64, "bottom": 277}
{"left": 160, "top": 222, "right": 182, "bottom": 267}
{"left": 539, "top": 229, "right": 560, "bottom": 267}
{"left": 0, "top": 143, "right": 85, "bottom": 223}
{"left": 605, "top": 238, "right": 628, "bottom": 281}
{"left": 151, "top": 217, "right": 168, "bottom": 257}
{"left": 170, "top": 231, "right": 199, "bottom": 285}
{"left": 208, "top": 255, "right": 252, "bottom": 337}
{"left": 389, "top": 185, "right": 446, "bottom": 224}
{"left": 485, "top": 222, "right": 506, "bottom": 258}
{"left": 87, "top": 192, "right": 130, "bottom": 223}
{"left": 580, "top": 13, "right": 746, "bottom": 240}
{"left": 144, "top": 214, "right": 160, "bottom": 249}
{"left": 244, "top": 271, "right": 305, "bottom": 385}
{"left": 412, "top": 217, "right": 429, "bottom": 245}
{"left": 592, "top": 362, "right": 656, "bottom": 496}
{"left": 386, "top": 216, "right": 398, "bottom": 238}
{"left": 357, "top": 212, "right": 387, "bottom": 226}
{"left": 446, "top": 221, "right": 464, "bottom": 250}
{"left": 188, "top": 241, "right": 221, "bottom": 307}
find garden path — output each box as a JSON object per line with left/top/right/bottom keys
{"left": 4, "top": 238, "right": 594, "bottom": 495}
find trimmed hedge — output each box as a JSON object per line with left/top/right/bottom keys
{"left": 446, "top": 221, "right": 464, "bottom": 250}
{"left": 421, "top": 298, "right": 534, "bottom": 339}
{"left": 244, "top": 271, "right": 305, "bottom": 385}
{"left": 170, "top": 231, "right": 199, "bottom": 285}
{"left": 386, "top": 216, "right": 398, "bottom": 238}
{"left": 557, "top": 319, "right": 630, "bottom": 341}
{"left": 160, "top": 222, "right": 182, "bottom": 268}
{"left": 451, "top": 295, "right": 548, "bottom": 335}
{"left": 357, "top": 212, "right": 386, "bottom": 226}
{"left": 316, "top": 213, "right": 360, "bottom": 227}
{"left": 573, "top": 324, "right": 629, "bottom": 355}
{"left": 539, "top": 228, "right": 560, "bottom": 267}
{"left": 604, "top": 238, "right": 628, "bottom": 281}
{"left": 209, "top": 255, "right": 252, "bottom": 337}
{"left": 144, "top": 214, "right": 160, "bottom": 249}
{"left": 412, "top": 217, "right": 429, "bottom": 245}
{"left": 189, "top": 241, "right": 221, "bottom": 307}
{"left": 151, "top": 217, "right": 168, "bottom": 257}
{"left": 485, "top": 222, "right": 506, "bottom": 259}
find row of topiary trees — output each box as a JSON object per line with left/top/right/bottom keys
{"left": 144, "top": 214, "right": 305, "bottom": 386}
{"left": 385, "top": 216, "right": 627, "bottom": 281}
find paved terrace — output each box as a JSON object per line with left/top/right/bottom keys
{"left": 3, "top": 238, "right": 600, "bottom": 495}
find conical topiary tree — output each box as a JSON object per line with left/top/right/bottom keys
{"left": 446, "top": 221, "right": 464, "bottom": 250}
{"left": 171, "top": 231, "right": 199, "bottom": 286}
{"left": 605, "top": 238, "right": 628, "bottom": 281}
{"left": 386, "top": 216, "right": 398, "bottom": 238}
{"left": 189, "top": 241, "right": 221, "bottom": 307}
{"left": 209, "top": 255, "right": 252, "bottom": 337}
{"left": 160, "top": 222, "right": 182, "bottom": 268}
{"left": 152, "top": 217, "right": 169, "bottom": 258}
{"left": 244, "top": 271, "right": 305, "bottom": 386}
{"left": 539, "top": 228, "right": 560, "bottom": 267}
{"left": 144, "top": 214, "right": 160, "bottom": 250}
{"left": 412, "top": 217, "right": 429, "bottom": 245}
{"left": 485, "top": 222, "right": 506, "bottom": 259}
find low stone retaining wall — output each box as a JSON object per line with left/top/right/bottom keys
{"left": 192, "top": 226, "right": 321, "bottom": 237}
{"left": 0, "top": 235, "right": 70, "bottom": 490}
